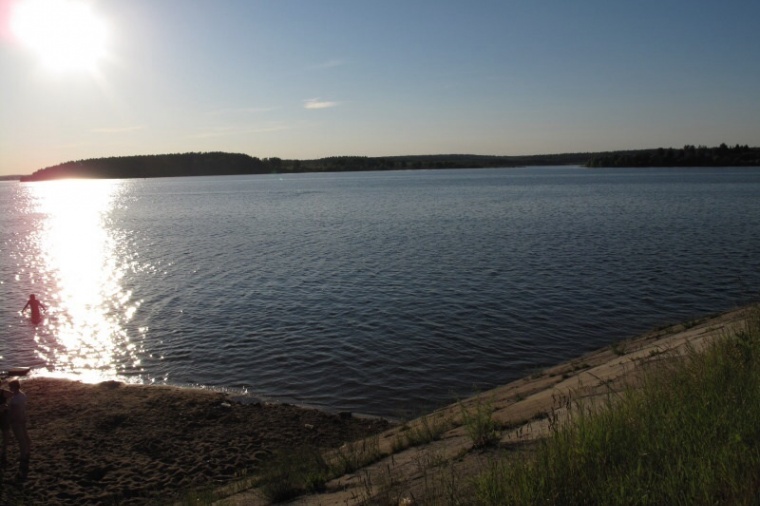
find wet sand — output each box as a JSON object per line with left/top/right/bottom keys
{"left": 0, "top": 378, "right": 391, "bottom": 505}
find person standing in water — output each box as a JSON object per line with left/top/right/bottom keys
{"left": 21, "top": 294, "right": 46, "bottom": 324}
{"left": 8, "top": 380, "right": 30, "bottom": 482}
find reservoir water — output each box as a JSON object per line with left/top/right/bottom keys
{"left": 1, "top": 166, "right": 759, "bottom": 418}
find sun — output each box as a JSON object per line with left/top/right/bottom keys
{"left": 10, "top": 0, "right": 109, "bottom": 73}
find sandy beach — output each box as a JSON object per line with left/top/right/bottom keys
{"left": 0, "top": 378, "right": 390, "bottom": 505}
{"left": 0, "top": 304, "right": 754, "bottom": 505}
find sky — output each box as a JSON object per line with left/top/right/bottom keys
{"left": 1, "top": 0, "right": 759, "bottom": 176}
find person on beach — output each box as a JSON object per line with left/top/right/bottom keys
{"left": 22, "top": 294, "right": 46, "bottom": 324}
{"left": 8, "top": 380, "right": 30, "bottom": 482}
{"left": 0, "top": 387, "right": 9, "bottom": 468}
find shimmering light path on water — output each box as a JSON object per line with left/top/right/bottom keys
{"left": 1, "top": 167, "right": 759, "bottom": 417}
{"left": 4, "top": 180, "right": 143, "bottom": 383}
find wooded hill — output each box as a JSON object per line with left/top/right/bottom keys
{"left": 17, "top": 145, "right": 760, "bottom": 181}
{"left": 18, "top": 152, "right": 591, "bottom": 181}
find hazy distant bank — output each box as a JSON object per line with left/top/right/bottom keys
{"left": 15, "top": 144, "right": 760, "bottom": 181}
{"left": 17, "top": 152, "right": 589, "bottom": 181}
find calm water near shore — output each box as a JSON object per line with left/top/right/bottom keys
{"left": 1, "top": 166, "right": 759, "bottom": 417}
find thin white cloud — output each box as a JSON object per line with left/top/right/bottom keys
{"left": 91, "top": 125, "right": 145, "bottom": 134}
{"left": 304, "top": 98, "right": 339, "bottom": 110}
{"left": 208, "top": 106, "right": 277, "bottom": 116}
{"left": 190, "top": 124, "right": 290, "bottom": 139}
{"left": 310, "top": 59, "right": 346, "bottom": 70}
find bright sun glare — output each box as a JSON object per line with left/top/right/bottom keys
{"left": 10, "top": 0, "right": 108, "bottom": 73}
{"left": 27, "top": 180, "right": 142, "bottom": 383}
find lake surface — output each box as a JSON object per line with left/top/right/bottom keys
{"left": 1, "top": 166, "right": 759, "bottom": 418}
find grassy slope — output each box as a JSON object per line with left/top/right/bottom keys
{"left": 476, "top": 306, "right": 760, "bottom": 505}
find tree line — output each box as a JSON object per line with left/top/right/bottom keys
{"left": 586, "top": 144, "right": 760, "bottom": 168}
{"left": 19, "top": 152, "right": 590, "bottom": 181}
{"left": 19, "top": 152, "right": 270, "bottom": 181}
{"left": 16, "top": 145, "right": 760, "bottom": 181}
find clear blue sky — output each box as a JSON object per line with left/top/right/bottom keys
{"left": 2, "top": 0, "right": 759, "bottom": 176}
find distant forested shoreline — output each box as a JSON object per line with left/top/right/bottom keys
{"left": 17, "top": 152, "right": 591, "bottom": 181}
{"left": 586, "top": 144, "right": 760, "bottom": 168}
{"left": 15, "top": 144, "right": 760, "bottom": 181}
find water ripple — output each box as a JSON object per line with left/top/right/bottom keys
{"left": 2, "top": 168, "right": 760, "bottom": 417}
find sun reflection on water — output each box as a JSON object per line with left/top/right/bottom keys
{"left": 24, "top": 179, "right": 143, "bottom": 383}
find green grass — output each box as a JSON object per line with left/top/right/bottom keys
{"left": 475, "top": 306, "right": 760, "bottom": 505}
{"left": 258, "top": 446, "right": 331, "bottom": 503}
{"left": 392, "top": 413, "right": 452, "bottom": 452}
{"left": 329, "top": 435, "right": 383, "bottom": 476}
{"left": 460, "top": 398, "right": 501, "bottom": 449}
{"left": 610, "top": 341, "right": 628, "bottom": 356}
{"left": 256, "top": 436, "right": 384, "bottom": 503}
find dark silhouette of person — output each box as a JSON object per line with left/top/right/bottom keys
{"left": 8, "top": 380, "right": 30, "bottom": 482}
{"left": 22, "top": 294, "right": 46, "bottom": 324}
{"left": 0, "top": 388, "right": 9, "bottom": 468}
